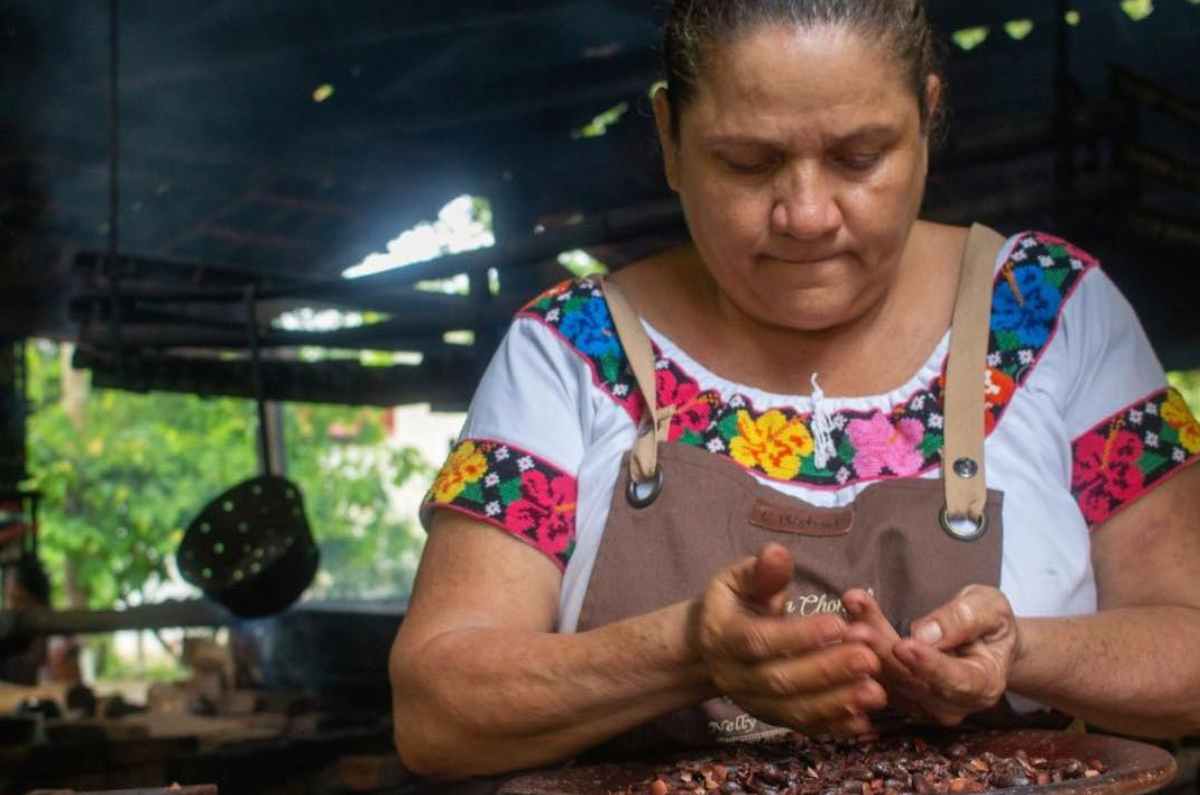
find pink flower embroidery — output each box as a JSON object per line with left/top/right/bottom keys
{"left": 505, "top": 470, "right": 577, "bottom": 557}
{"left": 847, "top": 413, "right": 926, "bottom": 478}
{"left": 1072, "top": 428, "right": 1145, "bottom": 525}
{"left": 656, "top": 370, "right": 714, "bottom": 442}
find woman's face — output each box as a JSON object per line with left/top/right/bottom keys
{"left": 655, "top": 24, "right": 937, "bottom": 332}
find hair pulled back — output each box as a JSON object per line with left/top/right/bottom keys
{"left": 662, "top": 0, "right": 947, "bottom": 140}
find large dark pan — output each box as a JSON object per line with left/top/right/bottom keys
{"left": 497, "top": 730, "right": 1177, "bottom": 795}
{"left": 177, "top": 474, "right": 318, "bottom": 618}
{"left": 177, "top": 288, "right": 318, "bottom": 618}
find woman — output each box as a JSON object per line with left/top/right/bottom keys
{"left": 390, "top": 0, "right": 1200, "bottom": 779}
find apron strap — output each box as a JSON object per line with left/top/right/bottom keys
{"left": 941, "top": 224, "right": 1007, "bottom": 539}
{"left": 602, "top": 224, "right": 1005, "bottom": 518}
{"left": 601, "top": 278, "right": 675, "bottom": 485}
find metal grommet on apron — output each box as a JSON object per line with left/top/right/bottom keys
{"left": 626, "top": 465, "right": 665, "bottom": 509}
{"left": 939, "top": 506, "right": 989, "bottom": 542}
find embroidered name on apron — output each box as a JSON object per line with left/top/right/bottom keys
{"left": 749, "top": 499, "right": 853, "bottom": 537}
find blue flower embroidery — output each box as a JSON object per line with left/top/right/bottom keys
{"left": 558, "top": 297, "right": 620, "bottom": 358}
{"left": 992, "top": 266, "right": 1061, "bottom": 349}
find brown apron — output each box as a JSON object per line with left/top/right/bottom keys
{"left": 576, "top": 224, "right": 1011, "bottom": 750}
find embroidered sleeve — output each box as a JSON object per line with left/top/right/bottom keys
{"left": 1071, "top": 388, "right": 1200, "bottom": 527}
{"left": 517, "top": 278, "right": 644, "bottom": 423}
{"left": 423, "top": 439, "right": 578, "bottom": 570}
{"left": 1051, "top": 239, "right": 1200, "bottom": 527}
{"left": 420, "top": 311, "right": 591, "bottom": 571}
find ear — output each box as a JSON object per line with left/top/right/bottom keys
{"left": 922, "top": 74, "right": 942, "bottom": 140}
{"left": 652, "top": 85, "right": 682, "bottom": 192}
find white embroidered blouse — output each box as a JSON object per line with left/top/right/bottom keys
{"left": 422, "top": 231, "right": 1200, "bottom": 637}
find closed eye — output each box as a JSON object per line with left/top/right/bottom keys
{"left": 720, "top": 156, "right": 777, "bottom": 176}
{"left": 834, "top": 152, "right": 883, "bottom": 172}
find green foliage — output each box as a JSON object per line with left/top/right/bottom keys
{"left": 571, "top": 102, "right": 629, "bottom": 139}
{"left": 1169, "top": 370, "right": 1200, "bottom": 416}
{"left": 25, "top": 342, "right": 429, "bottom": 609}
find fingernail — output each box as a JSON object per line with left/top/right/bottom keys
{"left": 913, "top": 621, "right": 942, "bottom": 644}
{"left": 822, "top": 618, "right": 846, "bottom": 644}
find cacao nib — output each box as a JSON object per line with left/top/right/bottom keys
{"left": 620, "top": 734, "right": 1105, "bottom": 795}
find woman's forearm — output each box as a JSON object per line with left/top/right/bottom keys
{"left": 1011, "top": 606, "right": 1200, "bottom": 738}
{"left": 391, "top": 599, "right": 716, "bottom": 778}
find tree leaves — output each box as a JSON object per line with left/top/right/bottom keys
{"left": 26, "top": 343, "right": 431, "bottom": 608}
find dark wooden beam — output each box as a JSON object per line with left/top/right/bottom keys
{"left": 1111, "top": 65, "right": 1200, "bottom": 131}
{"left": 73, "top": 348, "right": 479, "bottom": 410}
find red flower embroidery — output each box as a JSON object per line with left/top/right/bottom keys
{"left": 984, "top": 368, "right": 1017, "bottom": 434}
{"left": 656, "top": 370, "right": 714, "bottom": 442}
{"left": 505, "top": 470, "right": 577, "bottom": 557}
{"left": 523, "top": 279, "right": 572, "bottom": 310}
{"left": 1072, "top": 427, "right": 1145, "bottom": 525}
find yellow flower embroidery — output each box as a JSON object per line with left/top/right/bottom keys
{"left": 431, "top": 442, "right": 489, "bottom": 503}
{"left": 1163, "top": 389, "right": 1200, "bottom": 454}
{"left": 1180, "top": 424, "right": 1200, "bottom": 455}
{"left": 729, "top": 410, "right": 815, "bottom": 479}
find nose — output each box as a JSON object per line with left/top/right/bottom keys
{"left": 770, "top": 164, "right": 842, "bottom": 241}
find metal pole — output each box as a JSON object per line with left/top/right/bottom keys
{"left": 107, "top": 0, "right": 126, "bottom": 373}
{"left": 244, "top": 287, "right": 273, "bottom": 476}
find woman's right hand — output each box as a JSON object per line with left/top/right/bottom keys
{"left": 693, "top": 543, "right": 887, "bottom": 736}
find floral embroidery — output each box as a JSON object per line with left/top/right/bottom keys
{"left": 430, "top": 441, "right": 488, "bottom": 503}
{"left": 983, "top": 369, "right": 1017, "bottom": 434}
{"left": 558, "top": 295, "right": 621, "bottom": 359}
{"left": 505, "top": 470, "right": 577, "bottom": 560}
{"left": 423, "top": 439, "right": 577, "bottom": 569}
{"left": 657, "top": 369, "right": 715, "bottom": 443}
{"left": 993, "top": 267, "right": 1060, "bottom": 349}
{"left": 1071, "top": 388, "right": 1200, "bottom": 527}
{"left": 847, "top": 413, "right": 926, "bottom": 478}
{"left": 729, "top": 410, "right": 815, "bottom": 480}
{"left": 1162, "top": 389, "right": 1200, "bottom": 454}
{"left": 518, "top": 231, "right": 1096, "bottom": 489}
{"left": 1072, "top": 429, "right": 1144, "bottom": 525}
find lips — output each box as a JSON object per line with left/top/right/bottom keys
{"left": 762, "top": 253, "right": 841, "bottom": 266}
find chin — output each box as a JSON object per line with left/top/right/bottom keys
{"left": 747, "top": 289, "right": 860, "bottom": 333}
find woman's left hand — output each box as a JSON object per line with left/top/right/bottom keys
{"left": 845, "top": 585, "right": 1022, "bottom": 726}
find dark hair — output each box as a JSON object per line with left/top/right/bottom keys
{"left": 662, "top": 0, "right": 947, "bottom": 141}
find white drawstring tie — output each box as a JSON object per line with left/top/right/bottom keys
{"left": 810, "top": 373, "right": 838, "bottom": 470}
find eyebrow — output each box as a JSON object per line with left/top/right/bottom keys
{"left": 702, "top": 124, "right": 900, "bottom": 148}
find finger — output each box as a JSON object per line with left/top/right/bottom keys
{"left": 909, "top": 586, "right": 1010, "bottom": 651}
{"left": 700, "top": 555, "right": 763, "bottom": 633}
{"left": 740, "top": 677, "right": 887, "bottom": 731}
{"left": 828, "top": 714, "right": 878, "bottom": 739}
{"left": 752, "top": 543, "right": 794, "bottom": 614}
{"left": 842, "top": 622, "right": 919, "bottom": 683}
{"left": 894, "top": 640, "right": 997, "bottom": 709}
{"left": 711, "top": 643, "right": 880, "bottom": 696}
{"left": 842, "top": 591, "right": 921, "bottom": 685}
{"left": 705, "top": 610, "right": 847, "bottom": 662}
{"left": 711, "top": 545, "right": 793, "bottom": 615}
{"left": 842, "top": 589, "right": 896, "bottom": 639}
